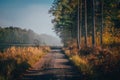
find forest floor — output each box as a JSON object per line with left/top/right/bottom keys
{"left": 18, "top": 49, "right": 83, "bottom": 80}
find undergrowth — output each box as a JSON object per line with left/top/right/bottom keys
{"left": 0, "top": 46, "right": 50, "bottom": 80}
{"left": 64, "top": 43, "right": 120, "bottom": 80}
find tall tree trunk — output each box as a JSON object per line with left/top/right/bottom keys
{"left": 79, "top": 0, "right": 82, "bottom": 48}
{"left": 92, "top": 0, "right": 96, "bottom": 47}
{"left": 100, "top": 0, "right": 103, "bottom": 45}
{"left": 85, "top": 0, "right": 88, "bottom": 47}
{"left": 77, "top": 0, "right": 80, "bottom": 50}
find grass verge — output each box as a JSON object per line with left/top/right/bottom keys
{"left": 64, "top": 45, "right": 120, "bottom": 80}
{"left": 0, "top": 46, "right": 50, "bottom": 80}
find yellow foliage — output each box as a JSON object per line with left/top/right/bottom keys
{"left": 64, "top": 45, "right": 120, "bottom": 79}
{"left": 71, "top": 55, "right": 93, "bottom": 75}
{"left": 0, "top": 46, "right": 50, "bottom": 79}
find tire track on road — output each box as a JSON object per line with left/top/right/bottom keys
{"left": 19, "top": 49, "right": 83, "bottom": 80}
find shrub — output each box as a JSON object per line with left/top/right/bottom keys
{"left": 64, "top": 45, "right": 120, "bottom": 80}
{"left": 0, "top": 46, "right": 50, "bottom": 80}
{"left": 70, "top": 55, "right": 93, "bottom": 75}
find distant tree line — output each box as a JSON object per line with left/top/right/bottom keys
{"left": 0, "top": 26, "right": 41, "bottom": 45}
{"left": 49, "top": 0, "right": 120, "bottom": 47}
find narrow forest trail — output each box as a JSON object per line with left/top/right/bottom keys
{"left": 19, "top": 49, "right": 83, "bottom": 80}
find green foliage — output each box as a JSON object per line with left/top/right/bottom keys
{"left": 50, "top": 0, "right": 78, "bottom": 45}
{"left": 50, "top": 0, "right": 120, "bottom": 46}
{"left": 0, "top": 27, "right": 37, "bottom": 44}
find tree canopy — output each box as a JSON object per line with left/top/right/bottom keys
{"left": 50, "top": 0, "right": 120, "bottom": 47}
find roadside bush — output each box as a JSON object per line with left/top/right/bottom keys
{"left": 64, "top": 45, "right": 120, "bottom": 80}
{"left": 0, "top": 46, "right": 50, "bottom": 80}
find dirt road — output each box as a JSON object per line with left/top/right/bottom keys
{"left": 20, "top": 49, "right": 83, "bottom": 80}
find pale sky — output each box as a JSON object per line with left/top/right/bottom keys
{"left": 0, "top": 0, "right": 59, "bottom": 38}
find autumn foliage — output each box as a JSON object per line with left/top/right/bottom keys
{"left": 64, "top": 40, "right": 120, "bottom": 80}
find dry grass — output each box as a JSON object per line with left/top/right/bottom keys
{"left": 0, "top": 46, "right": 50, "bottom": 80}
{"left": 70, "top": 55, "right": 93, "bottom": 75}
{"left": 64, "top": 41, "right": 120, "bottom": 80}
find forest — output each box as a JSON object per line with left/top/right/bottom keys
{"left": 49, "top": 0, "right": 120, "bottom": 46}
{"left": 49, "top": 0, "right": 120, "bottom": 80}
{"left": 0, "top": 0, "right": 120, "bottom": 80}
{"left": 0, "top": 26, "right": 44, "bottom": 44}
{"left": 0, "top": 26, "right": 61, "bottom": 51}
